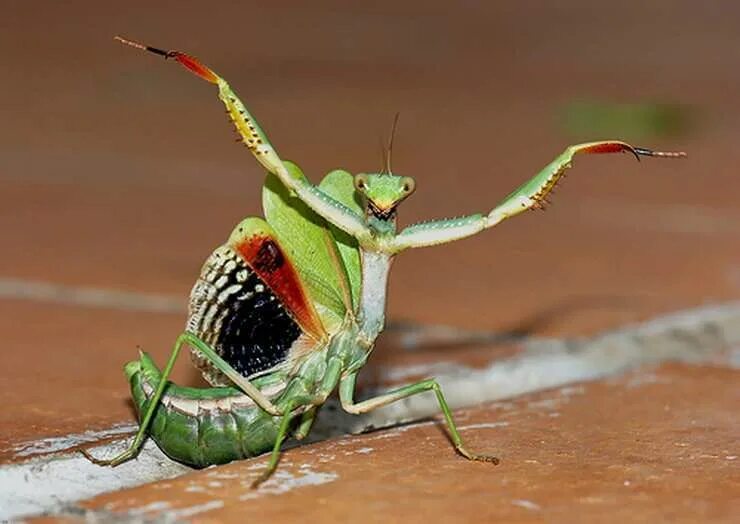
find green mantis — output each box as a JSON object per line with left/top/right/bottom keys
{"left": 83, "top": 37, "right": 686, "bottom": 488}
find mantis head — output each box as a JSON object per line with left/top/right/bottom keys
{"left": 353, "top": 173, "right": 416, "bottom": 221}
{"left": 354, "top": 113, "right": 416, "bottom": 222}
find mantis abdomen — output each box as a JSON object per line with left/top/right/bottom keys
{"left": 127, "top": 353, "right": 281, "bottom": 467}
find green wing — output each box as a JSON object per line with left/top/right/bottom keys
{"left": 262, "top": 162, "right": 362, "bottom": 333}
{"left": 317, "top": 169, "right": 363, "bottom": 310}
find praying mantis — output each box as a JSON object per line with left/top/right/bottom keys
{"left": 83, "top": 37, "right": 686, "bottom": 487}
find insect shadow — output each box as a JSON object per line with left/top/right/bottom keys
{"left": 384, "top": 294, "right": 642, "bottom": 352}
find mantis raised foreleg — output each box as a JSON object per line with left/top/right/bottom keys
{"left": 115, "top": 37, "right": 371, "bottom": 242}
{"left": 389, "top": 142, "right": 686, "bottom": 252}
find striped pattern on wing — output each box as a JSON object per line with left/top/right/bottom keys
{"left": 186, "top": 218, "right": 324, "bottom": 386}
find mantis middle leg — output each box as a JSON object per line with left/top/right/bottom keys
{"left": 249, "top": 356, "right": 344, "bottom": 487}
{"left": 339, "top": 373, "right": 499, "bottom": 464}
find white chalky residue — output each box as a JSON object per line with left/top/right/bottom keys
{"left": 511, "top": 499, "right": 541, "bottom": 511}
{"left": 558, "top": 386, "right": 585, "bottom": 396}
{"left": 621, "top": 371, "right": 671, "bottom": 388}
{"left": 128, "top": 501, "right": 172, "bottom": 515}
{"left": 167, "top": 500, "right": 225, "bottom": 519}
{"left": 488, "top": 401, "right": 516, "bottom": 411}
{"left": 458, "top": 422, "right": 509, "bottom": 431}
{"left": 0, "top": 440, "right": 188, "bottom": 521}
{"left": 238, "top": 467, "right": 338, "bottom": 501}
{"left": 9, "top": 423, "right": 138, "bottom": 457}
{"left": 206, "top": 471, "right": 241, "bottom": 479}
{"left": 527, "top": 397, "right": 568, "bottom": 411}
{"left": 342, "top": 446, "right": 375, "bottom": 456}
{"left": 727, "top": 347, "right": 740, "bottom": 369}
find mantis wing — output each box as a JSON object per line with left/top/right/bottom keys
{"left": 188, "top": 217, "right": 325, "bottom": 385}
{"left": 316, "top": 169, "right": 363, "bottom": 311}
{"left": 263, "top": 162, "right": 362, "bottom": 333}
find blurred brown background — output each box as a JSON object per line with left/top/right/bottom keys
{"left": 1, "top": 2, "right": 739, "bottom": 443}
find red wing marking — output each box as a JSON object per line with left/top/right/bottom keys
{"left": 233, "top": 233, "right": 326, "bottom": 342}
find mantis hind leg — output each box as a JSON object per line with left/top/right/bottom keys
{"left": 339, "top": 374, "right": 499, "bottom": 464}
{"left": 82, "top": 331, "right": 283, "bottom": 466}
{"left": 81, "top": 331, "right": 193, "bottom": 466}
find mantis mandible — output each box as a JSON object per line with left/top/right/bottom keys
{"left": 83, "top": 37, "right": 686, "bottom": 487}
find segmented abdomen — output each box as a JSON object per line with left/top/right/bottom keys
{"left": 128, "top": 356, "right": 281, "bottom": 467}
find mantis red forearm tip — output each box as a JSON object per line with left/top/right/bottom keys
{"left": 577, "top": 141, "right": 687, "bottom": 162}
{"left": 114, "top": 35, "right": 219, "bottom": 84}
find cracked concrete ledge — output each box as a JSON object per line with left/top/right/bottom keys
{"left": 308, "top": 300, "right": 740, "bottom": 438}
{"left": 2, "top": 301, "right": 739, "bottom": 520}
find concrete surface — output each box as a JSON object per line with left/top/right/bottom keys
{"left": 29, "top": 362, "right": 740, "bottom": 523}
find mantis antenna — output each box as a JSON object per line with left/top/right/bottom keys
{"left": 385, "top": 112, "right": 401, "bottom": 175}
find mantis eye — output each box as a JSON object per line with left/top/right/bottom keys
{"left": 401, "top": 177, "right": 416, "bottom": 194}
{"left": 354, "top": 174, "right": 368, "bottom": 192}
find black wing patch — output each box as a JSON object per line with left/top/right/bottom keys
{"left": 187, "top": 246, "right": 303, "bottom": 384}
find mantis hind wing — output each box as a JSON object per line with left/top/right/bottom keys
{"left": 188, "top": 217, "right": 326, "bottom": 385}
{"left": 263, "top": 162, "right": 361, "bottom": 332}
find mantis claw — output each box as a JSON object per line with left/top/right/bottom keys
{"left": 575, "top": 141, "right": 687, "bottom": 162}
{"left": 80, "top": 442, "right": 139, "bottom": 467}
{"left": 633, "top": 146, "right": 688, "bottom": 159}
{"left": 456, "top": 445, "right": 500, "bottom": 465}
{"left": 79, "top": 448, "right": 116, "bottom": 466}
{"left": 250, "top": 472, "right": 271, "bottom": 489}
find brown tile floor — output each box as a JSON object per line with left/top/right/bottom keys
{"left": 2, "top": 1, "right": 739, "bottom": 521}
{"left": 67, "top": 364, "right": 739, "bottom": 523}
